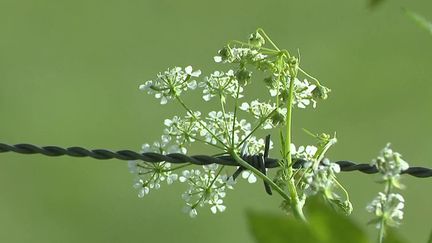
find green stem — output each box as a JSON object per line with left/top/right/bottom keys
{"left": 219, "top": 95, "right": 231, "bottom": 144}
{"left": 257, "top": 28, "right": 280, "bottom": 51}
{"left": 174, "top": 95, "right": 228, "bottom": 149}
{"left": 282, "top": 59, "right": 306, "bottom": 222}
{"left": 378, "top": 180, "right": 393, "bottom": 243}
{"left": 298, "top": 67, "right": 321, "bottom": 86}
{"left": 228, "top": 40, "right": 277, "bottom": 53}
{"left": 237, "top": 105, "right": 281, "bottom": 149}
{"left": 231, "top": 85, "right": 241, "bottom": 148}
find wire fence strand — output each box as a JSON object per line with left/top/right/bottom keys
{"left": 0, "top": 143, "right": 431, "bottom": 178}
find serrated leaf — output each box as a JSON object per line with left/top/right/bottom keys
{"left": 405, "top": 9, "right": 432, "bottom": 35}
{"left": 247, "top": 211, "right": 318, "bottom": 243}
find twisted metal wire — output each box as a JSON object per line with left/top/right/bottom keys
{"left": 0, "top": 143, "right": 431, "bottom": 178}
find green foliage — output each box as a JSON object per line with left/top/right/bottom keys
{"left": 248, "top": 211, "right": 317, "bottom": 243}
{"left": 404, "top": 10, "right": 432, "bottom": 35}
{"left": 248, "top": 197, "right": 369, "bottom": 243}
{"left": 428, "top": 230, "right": 432, "bottom": 243}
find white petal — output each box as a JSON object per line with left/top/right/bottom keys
{"left": 185, "top": 66, "right": 193, "bottom": 75}
{"left": 187, "top": 80, "right": 197, "bottom": 89}
{"left": 242, "top": 170, "right": 251, "bottom": 179}
{"left": 203, "top": 94, "right": 212, "bottom": 101}
{"left": 213, "top": 56, "right": 222, "bottom": 63}
{"left": 160, "top": 97, "right": 168, "bottom": 105}
{"left": 248, "top": 174, "right": 257, "bottom": 183}
{"left": 191, "top": 70, "right": 201, "bottom": 77}
{"left": 269, "top": 89, "right": 278, "bottom": 97}
{"left": 217, "top": 204, "right": 226, "bottom": 212}
{"left": 239, "top": 102, "right": 249, "bottom": 111}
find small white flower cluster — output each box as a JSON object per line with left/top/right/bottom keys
{"left": 180, "top": 164, "right": 235, "bottom": 217}
{"left": 367, "top": 193, "right": 405, "bottom": 228}
{"left": 302, "top": 158, "right": 341, "bottom": 196}
{"left": 134, "top": 30, "right": 334, "bottom": 218}
{"left": 163, "top": 111, "right": 203, "bottom": 151}
{"left": 371, "top": 143, "right": 409, "bottom": 183}
{"left": 240, "top": 100, "right": 287, "bottom": 129}
{"left": 201, "top": 111, "right": 256, "bottom": 148}
{"left": 214, "top": 47, "right": 267, "bottom": 65}
{"left": 129, "top": 161, "right": 179, "bottom": 198}
{"left": 130, "top": 139, "right": 237, "bottom": 217}
{"left": 269, "top": 77, "right": 317, "bottom": 109}
{"left": 367, "top": 144, "right": 409, "bottom": 231}
{"left": 199, "top": 70, "right": 244, "bottom": 102}
{"left": 288, "top": 144, "right": 352, "bottom": 215}
{"left": 291, "top": 144, "right": 318, "bottom": 164}
{"left": 139, "top": 66, "right": 201, "bottom": 104}
{"left": 129, "top": 138, "right": 185, "bottom": 198}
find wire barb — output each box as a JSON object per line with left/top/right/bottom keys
{"left": 0, "top": 143, "right": 431, "bottom": 178}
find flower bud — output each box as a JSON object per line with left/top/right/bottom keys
{"left": 271, "top": 109, "right": 286, "bottom": 126}
{"left": 312, "top": 85, "right": 331, "bottom": 100}
{"left": 248, "top": 31, "right": 265, "bottom": 47}
{"left": 218, "top": 47, "right": 232, "bottom": 61}
{"left": 235, "top": 68, "right": 252, "bottom": 85}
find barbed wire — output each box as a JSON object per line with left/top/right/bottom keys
{"left": 0, "top": 142, "right": 431, "bottom": 178}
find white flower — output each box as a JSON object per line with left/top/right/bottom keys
{"left": 166, "top": 174, "right": 178, "bottom": 184}
{"left": 163, "top": 112, "right": 202, "bottom": 149}
{"left": 199, "top": 70, "right": 243, "bottom": 102}
{"left": 372, "top": 144, "right": 409, "bottom": 182}
{"left": 137, "top": 186, "right": 150, "bottom": 198}
{"left": 129, "top": 136, "right": 180, "bottom": 198}
{"left": 291, "top": 144, "right": 318, "bottom": 162}
{"left": 185, "top": 65, "right": 202, "bottom": 77}
{"left": 242, "top": 170, "right": 257, "bottom": 183}
{"left": 367, "top": 193, "right": 405, "bottom": 228}
{"left": 183, "top": 205, "right": 198, "bottom": 218}
{"left": 179, "top": 165, "right": 233, "bottom": 217}
{"left": 213, "top": 56, "right": 222, "bottom": 63}
{"left": 210, "top": 198, "right": 226, "bottom": 214}
{"left": 139, "top": 66, "right": 201, "bottom": 104}
{"left": 240, "top": 100, "right": 286, "bottom": 129}
{"left": 269, "top": 78, "right": 317, "bottom": 109}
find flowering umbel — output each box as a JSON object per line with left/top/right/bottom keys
{"left": 367, "top": 144, "right": 409, "bottom": 242}
{"left": 131, "top": 29, "right": 410, "bottom": 224}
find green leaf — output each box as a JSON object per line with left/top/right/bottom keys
{"left": 404, "top": 9, "right": 432, "bottom": 35}
{"left": 306, "top": 197, "right": 369, "bottom": 243}
{"left": 247, "top": 197, "right": 369, "bottom": 243}
{"left": 247, "top": 211, "right": 318, "bottom": 243}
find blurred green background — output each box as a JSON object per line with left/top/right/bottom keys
{"left": 1, "top": 0, "right": 431, "bottom": 242}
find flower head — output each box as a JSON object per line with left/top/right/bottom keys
{"left": 199, "top": 70, "right": 243, "bottom": 102}
{"left": 372, "top": 144, "right": 409, "bottom": 185}
{"left": 139, "top": 66, "right": 201, "bottom": 104}
{"left": 179, "top": 164, "right": 233, "bottom": 217}
{"left": 367, "top": 192, "right": 405, "bottom": 228}
{"left": 269, "top": 77, "right": 317, "bottom": 109}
